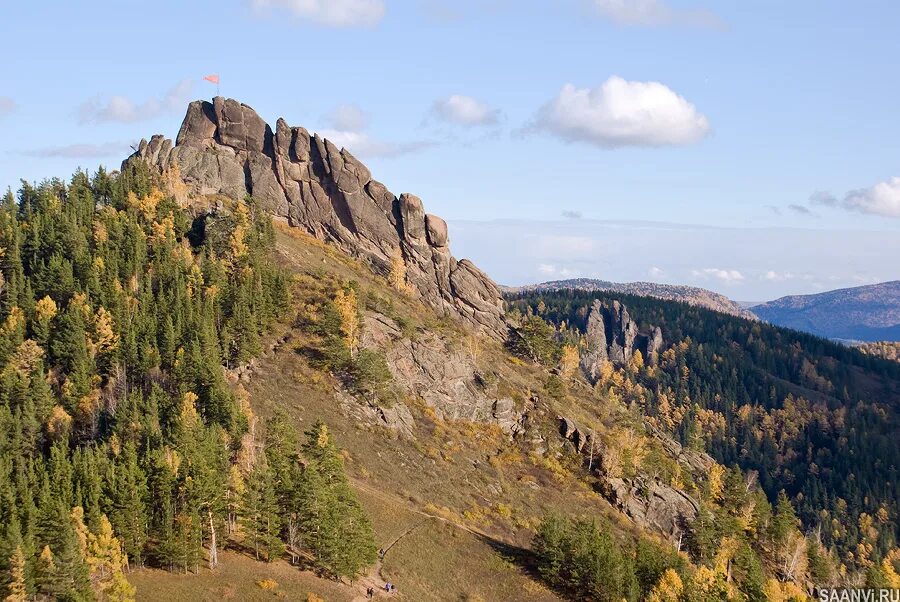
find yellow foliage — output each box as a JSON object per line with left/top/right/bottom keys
{"left": 34, "top": 295, "right": 58, "bottom": 323}
{"left": 646, "top": 568, "right": 683, "bottom": 602}
{"left": 333, "top": 287, "right": 360, "bottom": 354}
{"left": 707, "top": 463, "right": 725, "bottom": 504}
{"left": 316, "top": 424, "right": 330, "bottom": 449}
{"left": 229, "top": 201, "right": 250, "bottom": 260}
{"left": 92, "top": 306, "right": 118, "bottom": 356}
{"left": 559, "top": 344, "right": 580, "bottom": 380}
{"left": 179, "top": 392, "right": 200, "bottom": 427}
{"left": 256, "top": 579, "right": 279, "bottom": 591}
{"left": 630, "top": 349, "right": 645, "bottom": 371}
{"left": 305, "top": 593, "right": 324, "bottom": 602}
{"left": 388, "top": 247, "right": 412, "bottom": 293}
{"left": 47, "top": 405, "right": 73, "bottom": 440}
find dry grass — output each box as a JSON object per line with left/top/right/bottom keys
{"left": 129, "top": 551, "right": 350, "bottom": 602}
{"left": 134, "top": 226, "right": 664, "bottom": 601}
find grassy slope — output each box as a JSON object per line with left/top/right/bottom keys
{"left": 130, "top": 223, "right": 657, "bottom": 601}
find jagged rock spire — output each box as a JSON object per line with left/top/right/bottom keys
{"left": 125, "top": 97, "right": 506, "bottom": 338}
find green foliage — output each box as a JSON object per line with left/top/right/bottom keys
{"left": 533, "top": 515, "right": 641, "bottom": 602}
{"left": 509, "top": 289, "right": 900, "bottom": 564}
{"left": 295, "top": 422, "right": 377, "bottom": 579}
{"left": 508, "top": 314, "right": 562, "bottom": 366}
{"left": 0, "top": 172, "right": 298, "bottom": 597}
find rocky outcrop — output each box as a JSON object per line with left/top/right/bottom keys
{"left": 597, "top": 476, "right": 699, "bottom": 540}
{"left": 125, "top": 97, "right": 506, "bottom": 339}
{"left": 580, "top": 300, "right": 663, "bottom": 380}
{"left": 361, "top": 313, "right": 529, "bottom": 436}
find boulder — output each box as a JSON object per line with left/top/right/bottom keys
{"left": 598, "top": 476, "right": 699, "bottom": 541}
{"left": 125, "top": 97, "right": 507, "bottom": 339}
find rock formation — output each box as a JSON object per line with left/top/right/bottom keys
{"left": 361, "top": 313, "right": 531, "bottom": 436}
{"left": 580, "top": 299, "right": 663, "bottom": 381}
{"left": 124, "top": 97, "right": 506, "bottom": 339}
{"left": 597, "top": 476, "right": 699, "bottom": 541}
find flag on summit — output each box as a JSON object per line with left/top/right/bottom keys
{"left": 203, "top": 74, "right": 220, "bottom": 85}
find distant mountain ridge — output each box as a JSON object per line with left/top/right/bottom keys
{"left": 750, "top": 280, "right": 900, "bottom": 342}
{"left": 503, "top": 278, "right": 756, "bottom": 319}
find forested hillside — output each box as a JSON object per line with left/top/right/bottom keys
{"left": 507, "top": 289, "right": 900, "bottom": 576}
{"left": 0, "top": 166, "right": 376, "bottom": 600}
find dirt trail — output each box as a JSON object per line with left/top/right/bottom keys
{"left": 347, "top": 479, "right": 509, "bottom": 601}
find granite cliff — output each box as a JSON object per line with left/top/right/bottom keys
{"left": 124, "top": 97, "right": 506, "bottom": 339}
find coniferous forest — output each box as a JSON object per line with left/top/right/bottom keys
{"left": 0, "top": 164, "right": 375, "bottom": 600}
{"left": 507, "top": 290, "right": 900, "bottom": 581}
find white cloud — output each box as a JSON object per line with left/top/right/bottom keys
{"left": 318, "top": 129, "right": 433, "bottom": 158}
{"left": 250, "top": 0, "right": 385, "bottom": 27}
{"left": 326, "top": 104, "right": 369, "bottom": 132}
{"left": 319, "top": 102, "right": 434, "bottom": 157}
{"left": 811, "top": 177, "right": 900, "bottom": 218}
{"left": 533, "top": 77, "right": 710, "bottom": 148}
{"left": 431, "top": 95, "right": 500, "bottom": 127}
{"left": 692, "top": 268, "right": 744, "bottom": 284}
{"left": 648, "top": 266, "right": 665, "bottom": 278}
{"left": 592, "top": 0, "right": 724, "bottom": 29}
{"left": 25, "top": 142, "right": 131, "bottom": 159}
{"left": 0, "top": 96, "right": 16, "bottom": 118}
{"left": 762, "top": 270, "right": 794, "bottom": 282}
{"left": 78, "top": 80, "right": 193, "bottom": 124}
{"left": 536, "top": 263, "right": 577, "bottom": 278}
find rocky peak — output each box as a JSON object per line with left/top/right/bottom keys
{"left": 125, "top": 97, "right": 506, "bottom": 339}
{"left": 580, "top": 299, "right": 663, "bottom": 381}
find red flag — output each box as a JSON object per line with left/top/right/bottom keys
{"left": 203, "top": 74, "right": 220, "bottom": 85}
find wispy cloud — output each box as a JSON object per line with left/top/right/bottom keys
{"left": 591, "top": 0, "right": 725, "bottom": 29}
{"left": 249, "top": 0, "right": 385, "bottom": 28}
{"left": 24, "top": 142, "right": 131, "bottom": 159}
{"left": 531, "top": 77, "right": 710, "bottom": 148}
{"left": 430, "top": 95, "right": 501, "bottom": 127}
{"left": 811, "top": 177, "right": 900, "bottom": 218}
{"left": 561, "top": 210, "right": 583, "bottom": 219}
{"left": 691, "top": 267, "right": 745, "bottom": 284}
{"left": 78, "top": 80, "right": 193, "bottom": 124}
{"left": 319, "top": 102, "right": 435, "bottom": 158}
{"left": 787, "top": 204, "right": 818, "bottom": 217}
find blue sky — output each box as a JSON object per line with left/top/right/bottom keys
{"left": 2, "top": 0, "right": 899, "bottom": 300}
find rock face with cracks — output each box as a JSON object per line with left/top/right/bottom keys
{"left": 125, "top": 96, "right": 507, "bottom": 339}
{"left": 580, "top": 299, "right": 664, "bottom": 381}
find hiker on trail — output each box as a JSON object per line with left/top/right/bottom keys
{"left": 379, "top": 548, "right": 385, "bottom": 559}
{"left": 366, "top": 586, "right": 374, "bottom": 599}
{"left": 385, "top": 582, "right": 391, "bottom": 592}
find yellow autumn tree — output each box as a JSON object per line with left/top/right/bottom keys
{"left": 630, "top": 349, "right": 645, "bottom": 371}
{"left": 4, "top": 545, "right": 27, "bottom": 602}
{"left": 86, "top": 515, "right": 136, "bottom": 601}
{"left": 334, "top": 287, "right": 360, "bottom": 356}
{"left": 47, "top": 405, "right": 73, "bottom": 441}
{"left": 229, "top": 201, "right": 250, "bottom": 261}
{"left": 559, "top": 344, "right": 580, "bottom": 380}
{"left": 647, "top": 568, "right": 682, "bottom": 602}
{"left": 707, "top": 463, "right": 725, "bottom": 504}
{"left": 388, "top": 248, "right": 411, "bottom": 293}
{"left": 72, "top": 508, "right": 135, "bottom": 602}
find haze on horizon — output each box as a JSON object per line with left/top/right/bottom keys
{"left": 2, "top": 0, "right": 899, "bottom": 300}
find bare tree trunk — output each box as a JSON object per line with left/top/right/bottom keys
{"left": 587, "top": 429, "right": 595, "bottom": 472}
{"left": 208, "top": 509, "right": 218, "bottom": 569}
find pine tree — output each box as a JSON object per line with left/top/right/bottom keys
{"left": 242, "top": 453, "right": 283, "bottom": 562}
{"left": 296, "top": 422, "right": 376, "bottom": 579}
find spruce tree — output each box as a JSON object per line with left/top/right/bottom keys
{"left": 297, "top": 422, "right": 376, "bottom": 579}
